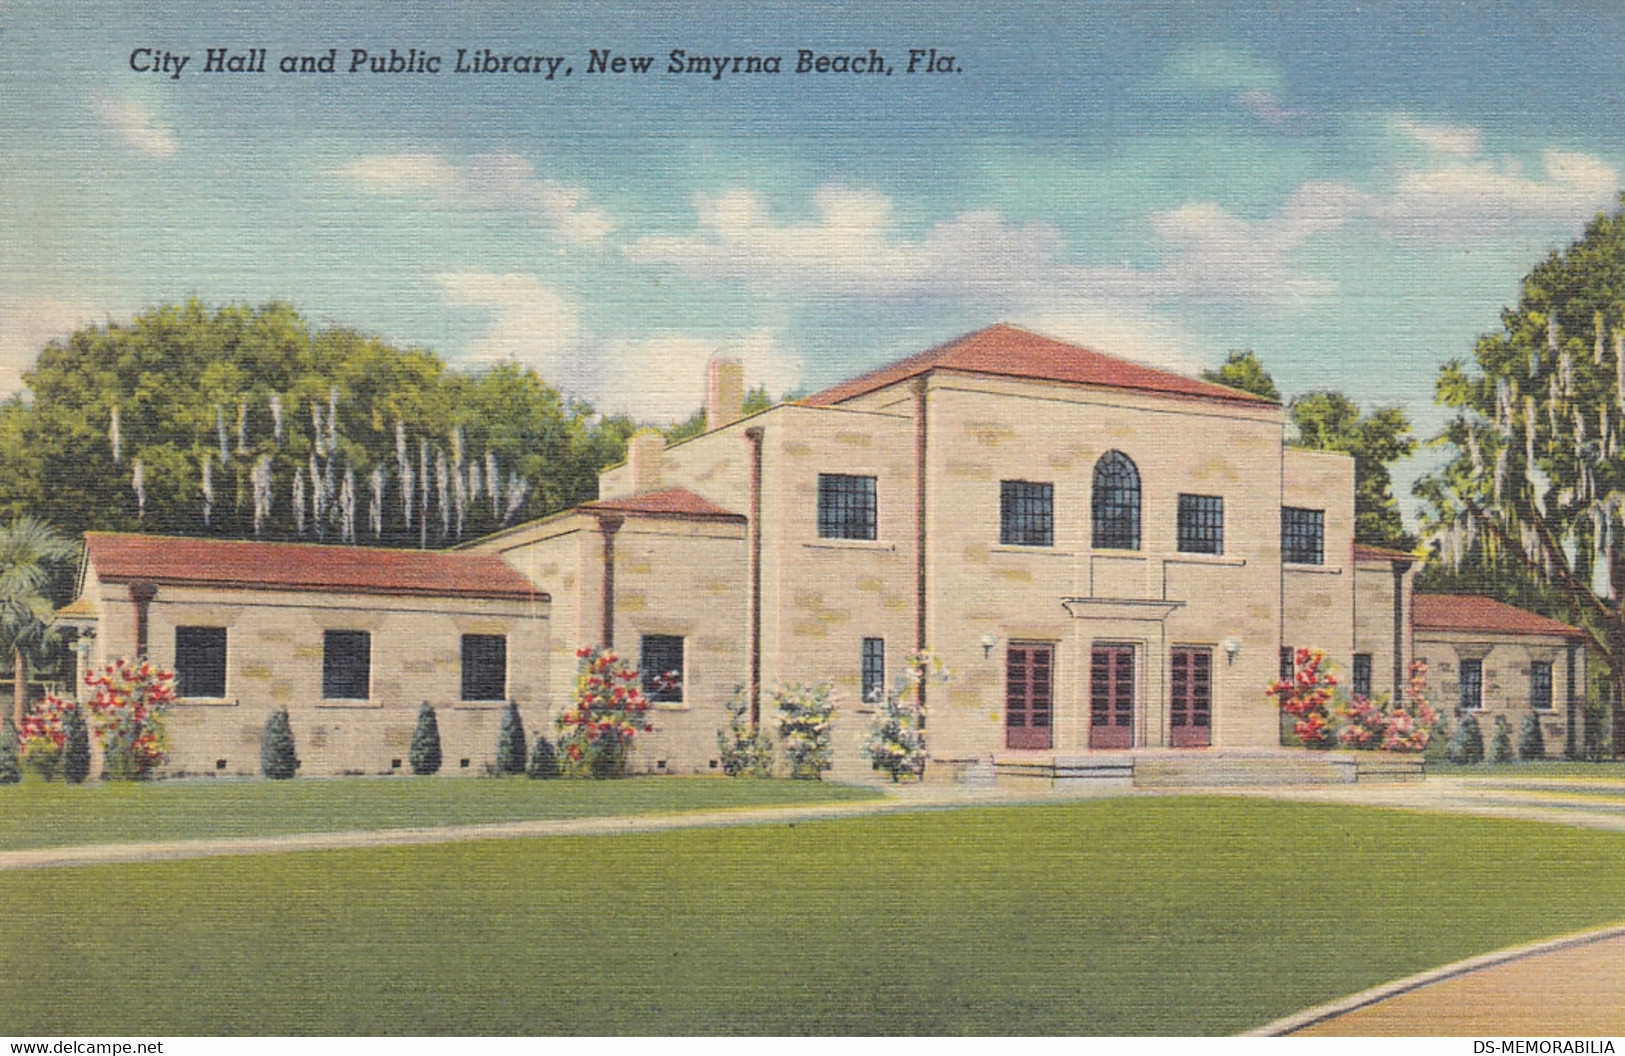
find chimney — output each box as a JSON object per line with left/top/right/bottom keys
{"left": 628, "top": 430, "right": 666, "bottom": 494}
{"left": 706, "top": 356, "right": 746, "bottom": 432}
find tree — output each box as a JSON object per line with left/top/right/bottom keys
{"left": 0, "top": 717, "right": 19, "bottom": 784}
{"left": 1489, "top": 714, "right": 1516, "bottom": 764}
{"left": 261, "top": 707, "right": 299, "bottom": 779}
{"left": 525, "top": 734, "right": 559, "bottom": 779}
{"left": 410, "top": 701, "right": 442, "bottom": 775}
{"left": 1519, "top": 711, "right": 1547, "bottom": 760}
{"left": 495, "top": 700, "right": 526, "bottom": 775}
{"left": 61, "top": 703, "right": 90, "bottom": 783}
{"left": 1202, "top": 350, "right": 1281, "bottom": 402}
{"left": 1290, "top": 392, "right": 1416, "bottom": 547}
{"left": 1416, "top": 202, "right": 1625, "bottom": 756}
{"left": 0, "top": 518, "right": 79, "bottom": 725}
{"left": 1446, "top": 711, "right": 1485, "bottom": 765}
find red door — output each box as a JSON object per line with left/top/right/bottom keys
{"left": 1090, "top": 645, "right": 1135, "bottom": 749}
{"left": 1006, "top": 643, "right": 1053, "bottom": 749}
{"left": 1170, "top": 647, "right": 1212, "bottom": 748}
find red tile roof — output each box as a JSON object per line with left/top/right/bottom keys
{"left": 581, "top": 487, "right": 745, "bottom": 522}
{"left": 1354, "top": 543, "right": 1416, "bottom": 563}
{"left": 82, "top": 533, "right": 545, "bottom": 601}
{"left": 802, "top": 324, "right": 1279, "bottom": 408}
{"left": 1413, "top": 594, "right": 1583, "bottom": 640}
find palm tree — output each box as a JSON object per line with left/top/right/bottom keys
{"left": 0, "top": 518, "right": 79, "bottom": 725}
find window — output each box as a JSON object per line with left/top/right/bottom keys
{"left": 1352, "top": 653, "right": 1373, "bottom": 699}
{"left": 174, "top": 626, "right": 227, "bottom": 698}
{"left": 861, "top": 637, "right": 885, "bottom": 705}
{"left": 1091, "top": 451, "right": 1140, "bottom": 550}
{"left": 1281, "top": 507, "right": 1325, "bottom": 565}
{"left": 1000, "top": 480, "right": 1054, "bottom": 547}
{"left": 817, "top": 474, "right": 877, "bottom": 540}
{"left": 1531, "top": 660, "right": 1554, "bottom": 711}
{"left": 322, "top": 630, "right": 370, "bottom": 700}
{"left": 1459, "top": 658, "right": 1483, "bottom": 711}
{"left": 1005, "top": 643, "right": 1053, "bottom": 750}
{"left": 461, "top": 634, "right": 507, "bottom": 702}
{"left": 1280, "top": 646, "right": 1295, "bottom": 683}
{"left": 1177, "top": 494, "right": 1224, "bottom": 555}
{"left": 640, "top": 634, "right": 684, "bottom": 703}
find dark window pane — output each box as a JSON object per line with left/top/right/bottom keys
{"left": 817, "top": 474, "right": 877, "bottom": 540}
{"left": 640, "top": 634, "right": 684, "bottom": 703}
{"left": 1531, "top": 661, "right": 1553, "bottom": 711}
{"left": 1000, "top": 480, "right": 1054, "bottom": 547}
{"left": 1092, "top": 451, "right": 1140, "bottom": 550}
{"left": 861, "top": 637, "right": 885, "bottom": 705}
{"left": 1282, "top": 507, "right": 1325, "bottom": 565}
{"left": 175, "top": 626, "right": 227, "bottom": 698}
{"left": 1280, "top": 646, "right": 1295, "bottom": 682}
{"left": 461, "top": 634, "right": 507, "bottom": 702}
{"left": 1177, "top": 494, "right": 1224, "bottom": 554}
{"left": 1352, "top": 654, "right": 1373, "bottom": 698}
{"left": 322, "top": 630, "right": 370, "bottom": 700}
{"left": 1459, "top": 659, "right": 1483, "bottom": 710}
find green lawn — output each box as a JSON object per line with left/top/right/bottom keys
{"left": 1433, "top": 760, "right": 1625, "bottom": 781}
{"left": 0, "top": 776, "right": 883, "bottom": 851}
{"left": 4, "top": 796, "right": 1625, "bottom": 1035}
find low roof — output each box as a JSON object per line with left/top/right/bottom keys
{"left": 1354, "top": 542, "right": 1416, "bottom": 564}
{"left": 1413, "top": 593, "right": 1583, "bottom": 640}
{"left": 802, "top": 323, "right": 1278, "bottom": 409}
{"left": 81, "top": 533, "right": 545, "bottom": 602}
{"left": 580, "top": 487, "right": 745, "bottom": 522}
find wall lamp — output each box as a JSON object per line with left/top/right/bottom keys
{"left": 981, "top": 633, "right": 998, "bottom": 659}
{"left": 1222, "top": 638, "right": 1241, "bottom": 666}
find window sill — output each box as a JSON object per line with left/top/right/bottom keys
{"left": 651, "top": 701, "right": 689, "bottom": 711}
{"left": 804, "top": 539, "right": 897, "bottom": 552}
{"left": 1166, "top": 553, "right": 1246, "bottom": 567}
{"left": 175, "top": 697, "right": 236, "bottom": 708}
{"left": 317, "top": 700, "right": 383, "bottom": 710}
{"left": 1284, "top": 563, "right": 1343, "bottom": 575}
{"left": 452, "top": 702, "right": 506, "bottom": 711}
{"left": 991, "top": 545, "right": 1074, "bottom": 556}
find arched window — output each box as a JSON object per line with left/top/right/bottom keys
{"left": 1092, "top": 450, "right": 1141, "bottom": 550}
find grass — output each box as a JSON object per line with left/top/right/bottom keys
{"left": 4, "top": 796, "right": 1625, "bottom": 1035}
{"left": 0, "top": 776, "right": 883, "bottom": 851}
{"left": 1432, "top": 760, "right": 1625, "bottom": 781}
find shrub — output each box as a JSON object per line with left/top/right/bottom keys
{"left": 0, "top": 718, "right": 20, "bottom": 784}
{"left": 1519, "top": 711, "right": 1547, "bottom": 760}
{"left": 1490, "top": 714, "right": 1515, "bottom": 764}
{"left": 1425, "top": 711, "right": 1453, "bottom": 764}
{"left": 1446, "top": 710, "right": 1485, "bottom": 765}
{"left": 410, "top": 702, "right": 443, "bottom": 776}
{"left": 18, "top": 694, "right": 72, "bottom": 781}
{"left": 1266, "top": 648, "right": 1339, "bottom": 749}
{"left": 260, "top": 707, "right": 299, "bottom": 779}
{"left": 557, "top": 647, "right": 653, "bottom": 778}
{"left": 1271, "top": 653, "right": 1438, "bottom": 754}
{"left": 61, "top": 704, "right": 90, "bottom": 784}
{"left": 85, "top": 658, "right": 174, "bottom": 780}
{"left": 526, "top": 734, "right": 559, "bottom": 779}
{"left": 863, "top": 650, "right": 949, "bottom": 782}
{"left": 717, "top": 690, "right": 774, "bottom": 777}
{"left": 495, "top": 701, "right": 527, "bottom": 775}
{"left": 775, "top": 682, "right": 836, "bottom": 780}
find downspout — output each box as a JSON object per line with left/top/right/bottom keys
{"left": 745, "top": 427, "right": 764, "bottom": 731}
{"left": 129, "top": 582, "right": 157, "bottom": 659}
{"left": 913, "top": 376, "right": 929, "bottom": 719}
{"left": 595, "top": 515, "right": 623, "bottom": 649}
{"left": 1391, "top": 558, "right": 1412, "bottom": 698}
{"left": 1566, "top": 640, "right": 1579, "bottom": 759}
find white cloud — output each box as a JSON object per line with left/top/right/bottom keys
{"left": 436, "top": 271, "right": 582, "bottom": 377}
{"left": 1374, "top": 148, "right": 1617, "bottom": 241}
{"left": 94, "top": 97, "right": 176, "bottom": 157}
{"left": 0, "top": 298, "right": 99, "bottom": 396}
{"left": 344, "top": 152, "right": 612, "bottom": 247}
{"left": 1390, "top": 114, "right": 1481, "bottom": 156}
{"left": 594, "top": 329, "right": 801, "bottom": 423}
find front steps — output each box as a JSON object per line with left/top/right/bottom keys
{"left": 927, "top": 749, "right": 1427, "bottom": 789}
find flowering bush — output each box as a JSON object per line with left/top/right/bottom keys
{"left": 774, "top": 682, "right": 836, "bottom": 780}
{"left": 556, "top": 646, "right": 653, "bottom": 778}
{"left": 18, "top": 692, "right": 76, "bottom": 781}
{"left": 1267, "top": 648, "right": 1341, "bottom": 749}
{"left": 1270, "top": 651, "right": 1438, "bottom": 754}
{"left": 84, "top": 657, "right": 174, "bottom": 780}
{"left": 863, "top": 650, "right": 949, "bottom": 782}
{"left": 717, "top": 689, "right": 774, "bottom": 777}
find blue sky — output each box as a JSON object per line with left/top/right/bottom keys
{"left": 4, "top": 2, "right": 1625, "bottom": 521}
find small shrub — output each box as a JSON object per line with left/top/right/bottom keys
{"left": 260, "top": 707, "right": 299, "bottom": 779}
{"left": 1489, "top": 714, "right": 1515, "bottom": 764}
{"left": 18, "top": 695, "right": 71, "bottom": 781}
{"left": 1446, "top": 710, "right": 1485, "bottom": 765}
{"left": 1425, "top": 712, "right": 1453, "bottom": 764}
{"left": 717, "top": 690, "right": 774, "bottom": 777}
{"left": 61, "top": 704, "right": 90, "bottom": 784}
{"left": 526, "top": 734, "right": 559, "bottom": 779}
{"left": 775, "top": 681, "right": 836, "bottom": 780}
{"left": 85, "top": 658, "right": 174, "bottom": 780}
{"left": 863, "top": 650, "right": 949, "bottom": 782}
{"left": 557, "top": 647, "right": 652, "bottom": 778}
{"left": 1519, "top": 711, "right": 1547, "bottom": 760}
{"left": 495, "top": 701, "right": 527, "bottom": 775}
{"left": 410, "top": 702, "right": 443, "bottom": 776}
{"left": 0, "top": 718, "right": 20, "bottom": 784}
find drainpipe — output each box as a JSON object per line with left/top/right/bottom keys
{"left": 1566, "top": 641, "right": 1579, "bottom": 759}
{"left": 745, "top": 426, "right": 764, "bottom": 731}
{"left": 1391, "top": 558, "right": 1412, "bottom": 698}
{"left": 129, "top": 582, "right": 157, "bottom": 659}
{"left": 595, "top": 515, "right": 623, "bottom": 649}
{"left": 914, "top": 377, "right": 929, "bottom": 719}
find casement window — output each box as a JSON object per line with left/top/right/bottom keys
{"left": 1169, "top": 647, "right": 1212, "bottom": 748}
{"left": 1280, "top": 646, "right": 1295, "bottom": 683}
{"left": 1091, "top": 451, "right": 1141, "bottom": 550}
{"left": 1530, "top": 660, "right": 1554, "bottom": 711}
{"left": 1005, "top": 643, "right": 1053, "bottom": 750}
{"left": 1000, "top": 480, "right": 1054, "bottom": 547}
{"left": 640, "top": 634, "right": 684, "bottom": 703}
{"left": 1459, "top": 659, "right": 1484, "bottom": 711}
{"left": 861, "top": 637, "right": 886, "bottom": 706}
{"left": 1176, "top": 494, "right": 1224, "bottom": 555}
{"left": 322, "top": 630, "right": 371, "bottom": 701}
{"left": 1281, "top": 507, "right": 1325, "bottom": 565}
{"left": 174, "top": 626, "right": 227, "bottom": 699}
{"left": 461, "top": 634, "right": 507, "bottom": 702}
{"left": 1352, "top": 653, "right": 1373, "bottom": 699}
{"left": 817, "top": 473, "right": 877, "bottom": 540}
